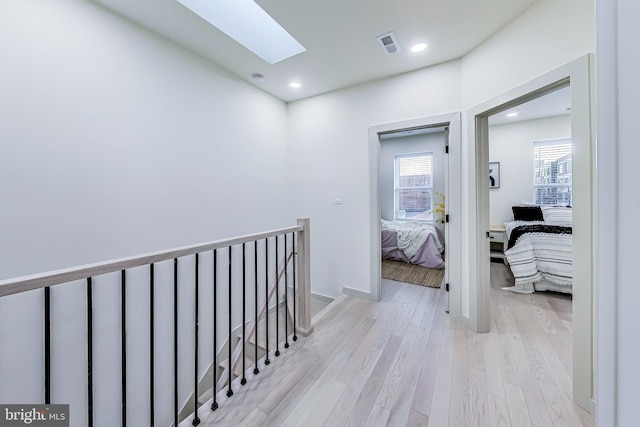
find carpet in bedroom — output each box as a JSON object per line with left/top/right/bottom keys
{"left": 381, "top": 260, "right": 445, "bottom": 288}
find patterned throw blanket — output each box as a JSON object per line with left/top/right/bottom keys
{"left": 381, "top": 220, "right": 442, "bottom": 259}
{"left": 504, "top": 224, "right": 573, "bottom": 293}
{"left": 507, "top": 224, "right": 572, "bottom": 249}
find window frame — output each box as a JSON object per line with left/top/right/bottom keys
{"left": 393, "top": 151, "right": 434, "bottom": 222}
{"left": 532, "top": 138, "right": 572, "bottom": 206}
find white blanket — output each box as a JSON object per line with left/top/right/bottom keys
{"left": 503, "top": 221, "right": 572, "bottom": 294}
{"left": 381, "top": 220, "right": 442, "bottom": 258}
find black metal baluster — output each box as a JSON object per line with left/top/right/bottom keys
{"left": 292, "top": 234, "right": 298, "bottom": 342}
{"left": 227, "top": 247, "right": 233, "bottom": 397}
{"left": 121, "top": 270, "right": 127, "bottom": 427}
{"left": 87, "top": 278, "right": 93, "bottom": 427}
{"left": 212, "top": 250, "right": 219, "bottom": 411}
{"left": 264, "top": 239, "right": 270, "bottom": 366}
{"left": 284, "top": 234, "right": 289, "bottom": 349}
{"left": 44, "top": 286, "right": 51, "bottom": 404}
{"left": 193, "top": 254, "right": 201, "bottom": 426}
{"left": 173, "top": 258, "right": 179, "bottom": 427}
{"left": 241, "top": 243, "right": 247, "bottom": 386}
{"left": 275, "top": 236, "right": 280, "bottom": 358}
{"left": 149, "top": 264, "right": 155, "bottom": 425}
{"left": 253, "top": 241, "right": 259, "bottom": 375}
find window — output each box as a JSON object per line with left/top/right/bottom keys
{"left": 533, "top": 139, "right": 572, "bottom": 205}
{"left": 394, "top": 152, "right": 433, "bottom": 221}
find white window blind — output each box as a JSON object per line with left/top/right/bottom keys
{"left": 394, "top": 152, "right": 433, "bottom": 221}
{"left": 533, "top": 139, "right": 572, "bottom": 206}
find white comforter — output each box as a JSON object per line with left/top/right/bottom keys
{"left": 504, "top": 220, "right": 572, "bottom": 293}
{"left": 381, "top": 220, "right": 442, "bottom": 258}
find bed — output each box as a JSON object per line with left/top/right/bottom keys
{"left": 503, "top": 205, "right": 573, "bottom": 294}
{"left": 381, "top": 220, "right": 445, "bottom": 269}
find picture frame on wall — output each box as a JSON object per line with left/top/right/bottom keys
{"left": 489, "top": 162, "right": 500, "bottom": 189}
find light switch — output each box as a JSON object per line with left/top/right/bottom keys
{"left": 333, "top": 194, "right": 343, "bottom": 205}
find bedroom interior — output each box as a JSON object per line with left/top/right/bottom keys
{"left": 486, "top": 88, "right": 576, "bottom": 416}
{"left": 472, "top": 57, "right": 594, "bottom": 413}
{"left": 488, "top": 85, "right": 572, "bottom": 294}
{"left": 379, "top": 127, "right": 447, "bottom": 289}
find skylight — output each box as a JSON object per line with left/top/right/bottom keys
{"left": 176, "top": 0, "right": 306, "bottom": 65}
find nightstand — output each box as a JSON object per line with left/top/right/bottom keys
{"left": 489, "top": 226, "right": 508, "bottom": 264}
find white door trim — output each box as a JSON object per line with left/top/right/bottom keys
{"left": 467, "top": 54, "right": 596, "bottom": 413}
{"left": 368, "top": 113, "right": 462, "bottom": 321}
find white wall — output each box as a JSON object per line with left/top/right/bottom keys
{"left": 489, "top": 115, "right": 571, "bottom": 225}
{"left": 287, "top": 61, "right": 461, "bottom": 298}
{"left": 287, "top": 0, "right": 594, "bottom": 316}
{"left": 379, "top": 132, "right": 446, "bottom": 221}
{"left": 457, "top": 0, "right": 594, "bottom": 319}
{"left": 596, "top": 0, "right": 640, "bottom": 424}
{"left": 461, "top": 0, "right": 595, "bottom": 109}
{"left": 615, "top": 1, "right": 640, "bottom": 422}
{"left": 0, "top": 0, "right": 289, "bottom": 281}
{"left": 0, "top": 1, "right": 288, "bottom": 425}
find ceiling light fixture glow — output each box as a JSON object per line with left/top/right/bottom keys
{"left": 410, "top": 43, "right": 428, "bottom": 53}
{"left": 506, "top": 112, "right": 519, "bottom": 117}
{"left": 176, "top": 0, "right": 306, "bottom": 64}
{"left": 289, "top": 81, "right": 302, "bottom": 88}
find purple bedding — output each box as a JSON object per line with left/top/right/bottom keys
{"left": 382, "top": 228, "right": 445, "bottom": 269}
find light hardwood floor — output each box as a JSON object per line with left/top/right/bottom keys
{"left": 310, "top": 296, "right": 331, "bottom": 317}
{"left": 191, "top": 263, "right": 593, "bottom": 426}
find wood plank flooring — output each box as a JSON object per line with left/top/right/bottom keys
{"left": 310, "top": 296, "right": 331, "bottom": 318}
{"left": 190, "top": 262, "right": 593, "bottom": 426}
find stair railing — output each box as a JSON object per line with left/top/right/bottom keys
{"left": 0, "top": 218, "right": 312, "bottom": 427}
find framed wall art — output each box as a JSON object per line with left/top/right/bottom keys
{"left": 489, "top": 162, "right": 500, "bottom": 189}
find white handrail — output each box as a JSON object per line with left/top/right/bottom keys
{"left": 0, "top": 224, "right": 303, "bottom": 298}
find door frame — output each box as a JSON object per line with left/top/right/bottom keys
{"left": 368, "top": 112, "right": 462, "bottom": 320}
{"left": 468, "top": 54, "right": 596, "bottom": 413}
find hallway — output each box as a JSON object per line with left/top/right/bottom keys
{"left": 192, "top": 265, "right": 593, "bottom": 426}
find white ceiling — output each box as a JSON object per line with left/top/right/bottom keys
{"left": 488, "top": 85, "right": 571, "bottom": 126}
{"left": 375, "top": 86, "right": 571, "bottom": 140}
{"left": 93, "top": 0, "right": 539, "bottom": 102}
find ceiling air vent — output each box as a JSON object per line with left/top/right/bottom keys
{"left": 377, "top": 31, "right": 401, "bottom": 55}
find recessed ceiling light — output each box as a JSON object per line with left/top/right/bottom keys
{"left": 506, "top": 112, "right": 519, "bottom": 118}
{"left": 410, "top": 43, "right": 428, "bottom": 53}
{"left": 289, "top": 82, "right": 302, "bottom": 89}
{"left": 176, "top": 0, "right": 306, "bottom": 64}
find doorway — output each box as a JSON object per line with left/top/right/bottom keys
{"left": 470, "top": 55, "right": 595, "bottom": 413}
{"left": 378, "top": 127, "right": 447, "bottom": 291}
{"left": 368, "top": 112, "right": 461, "bottom": 319}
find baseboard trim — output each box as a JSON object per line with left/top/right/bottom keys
{"left": 583, "top": 398, "right": 596, "bottom": 416}
{"left": 310, "top": 292, "right": 335, "bottom": 304}
{"left": 296, "top": 325, "right": 314, "bottom": 337}
{"left": 449, "top": 312, "right": 469, "bottom": 326}
{"left": 342, "top": 286, "right": 376, "bottom": 301}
